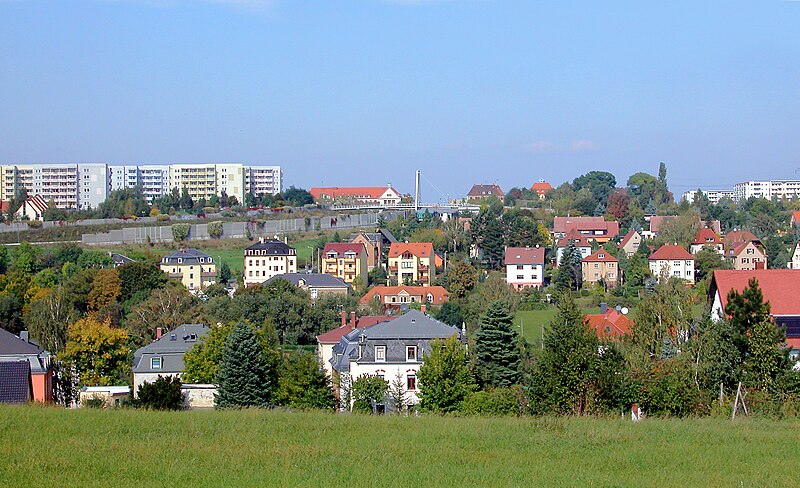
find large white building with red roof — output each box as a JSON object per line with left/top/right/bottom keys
{"left": 649, "top": 244, "right": 695, "bottom": 282}
{"left": 309, "top": 185, "right": 402, "bottom": 206}
{"left": 504, "top": 246, "right": 545, "bottom": 289}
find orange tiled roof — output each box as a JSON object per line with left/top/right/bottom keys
{"left": 388, "top": 242, "right": 434, "bottom": 258}
{"left": 531, "top": 181, "right": 553, "bottom": 194}
{"left": 582, "top": 248, "right": 618, "bottom": 263}
{"left": 584, "top": 309, "right": 633, "bottom": 339}
{"left": 649, "top": 244, "right": 693, "bottom": 260}
{"left": 359, "top": 285, "right": 450, "bottom": 305}
{"left": 310, "top": 186, "right": 400, "bottom": 201}
{"left": 692, "top": 228, "right": 721, "bottom": 245}
{"left": 323, "top": 242, "right": 366, "bottom": 257}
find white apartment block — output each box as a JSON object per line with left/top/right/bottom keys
{"left": 733, "top": 180, "right": 800, "bottom": 201}
{"left": 246, "top": 166, "right": 283, "bottom": 197}
{"left": 169, "top": 163, "right": 246, "bottom": 204}
{"left": 681, "top": 189, "right": 735, "bottom": 205}
{"left": 1, "top": 163, "right": 108, "bottom": 210}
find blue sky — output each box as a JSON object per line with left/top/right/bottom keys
{"left": 1, "top": 1, "right": 798, "bottom": 202}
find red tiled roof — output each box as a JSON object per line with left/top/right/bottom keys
{"left": 585, "top": 310, "right": 633, "bottom": 339}
{"left": 692, "top": 228, "right": 721, "bottom": 245}
{"left": 711, "top": 269, "right": 800, "bottom": 316}
{"left": 582, "top": 248, "right": 618, "bottom": 263}
{"left": 309, "top": 186, "right": 400, "bottom": 201}
{"left": 316, "top": 315, "right": 393, "bottom": 343}
{"left": 556, "top": 234, "right": 593, "bottom": 248}
{"left": 467, "top": 184, "right": 504, "bottom": 197}
{"left": 647, "top": 216, "right": 677, "bottom": 234}
{"left": 0, "top": 201, "right": 9, "bottom": 213}
{"left": 504, "top": 247, "right": 545, "bottom": 265}
{"left": 723, "top": 230, "right": 760, "bottom": 245}
{"left": 792, "top": 211, "right": 800, "bottom": 224}
{"left": 617, "top": 230, "right": 639, "bottom": 249}
{"left": 359, "top": 285, "right": 450, "bottom": 305}
{"left": 530, "top": 181, "right": 553, "bottom": 194}
{"left": 388, "top": 242, "right": 434, "bottom": 258}
{"left": 725, "top": 241, "right": 764, "bottom": 258}
{"left": 649, "top": 244, "right": 693, "bottom": 260}
{"left": 553, "top": 216, "right": 619, "bottom": 237}
{"left": 323, "top": 242, "right": 366, "bottom": 257}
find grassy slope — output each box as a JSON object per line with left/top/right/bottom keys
{"left": 0, "top": 407, "right": 795, "bottom": 487}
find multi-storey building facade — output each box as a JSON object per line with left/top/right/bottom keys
{"left": 109, "top": 165, "right": 170, "bottom": 202}
{"left": 733, "top": 180, "right": 800, "bottom": 201}
{"left": 581, "top": 248, "right": 620, "bottom": 288}
{"left": 169, "top": 163, "right": 246, "bottom": 204}
{"left": 504, "top": 246, "right": 545, "bottom": 289}
{"left": 246, "top": 166, "right": 283, "bottom": 197}
{"left": 159, "top": 248, "right": 217, "bottom": 292}
{"left": 321, "top": 243, "right": 368, "bottom": 287}
{"left": 649, "top": 244, "right": 695, "bottom": 283}
{"left": 1, "top": 163, "right": 108, "bottom": 210}
{"left": 681, "top": 189, "right": 736, "bottom": 205}
{"left": 243, "top": 239, "right": 297, "bottom": 286}
{"left": 387, "top": 242, "right": 435, "bottom": 286}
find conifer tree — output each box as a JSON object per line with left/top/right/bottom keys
{"left": 215, "top": 323, "right": 272, "bottom": 408}
{"left": 555, "top": 241, "right": 582, "bottom": 291}
{"left": 474, "top": 301, "right": 521, "bottom": 388}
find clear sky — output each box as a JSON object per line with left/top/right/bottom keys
{"left": 1, "top": 1, "right": 798, "bottom": 202}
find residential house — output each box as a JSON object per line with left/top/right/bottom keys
{"left": 264, "top": 273, "right": 350, "bottom": 300}
{"left": 243, "top": 238, "right": 297, "bottom": 286}
{"left": 309, "top": 186, "right": 402, "bottom": 206}
{"left": 725, "top": 241, "right": 767, "bottom": 270}
{"left": 690, "top": 228, "right": 723, "bottom": 254}
{"left": 321, "top": 242, "right": 368, "bottom": 287}
{"left": 649, "top": 244, "right": 695, "bottom": 282}
{"left": 387, "top": 242, "right": 436, "bottom": 286}
{"left": 791, "top": 211, "right": 800, "bottom": 228}
{"left": 788, "top": 242, "right": 800, "bottom": 270}
{"left": 504, "top": 246, "right": 545, "bottom": 289}
{"left": 0, "top": 329, "right": 53, "bottom": 404}
{"left": 581, "top": 248, "right": 620, "bottom": 288}
{"left": 132, "top": 324, "right": 209, "bottom": 398}
{"left": 78, "top": 386, "right": 130, "bottom": 408}
{"left": 109, "top": 252, "right": 135, "bottom": 267}
{"left": 723, "top": 230, "right": 760, "bottom": 247}
{"left": 360, "top": 285, "right": 450, "bottom": 312}
{"left": 552, "top": 216, "right": 619, "bottom": 243}
{"left": 160, "top": 248, "right": 217, "bottom": 292}
{"left": 709, "top": 270, "right": 800, "bottom": 354}
{"left": 530, "top": 180, "right": 553, "bottom": 199}
{"left": 555, "top": 233, "right": 593, "bottom": 266}
{"left": 643, "top": 216, "right": 722, "bottom": 239}
{"left": 466, "top": 184, "right": 504, "bottom": 202}
{"left": 617, "top": 230, "right": 642, "bottom": 257}
{"left": 15, "top": 194, "right": 49, "bottom": 221}
{"left": 328, "top": 310, "right": 464, "bottom": 410}
{"left": 348, "top": 228, "right": 397, "bottom": 272}
{"left": 316, "top": 312, "right": 392, "bottom": 379}
{"left": 584, "top": 305, "right": 633, "bottom": 340}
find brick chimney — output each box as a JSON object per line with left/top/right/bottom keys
{"left": 420, "top": 304, "right": 427, "bottom": 314}
{"left": 350, "top": 312, "right": 357, "bottom": 329}
{"left": 156, "top": 327, "right": 163, "bottom": 340}
{"left": 340, "top": 311, "right": 347, "bottom": 328}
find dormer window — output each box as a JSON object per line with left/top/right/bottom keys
{"left": 598, "top": 253, "right": 605, "bottom": 258}
{"left": 151, "top": 357, "right": 162, "bottom": 369}
{"left": 177, "top": 258, "right": 183, "bottom": 264}
{"left": 406, "top": 346, "right": 417, "bottom": 361}
{"left": 375, "top": 346, "right": 386, "bottom": 362}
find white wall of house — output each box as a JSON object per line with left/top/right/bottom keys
{"left": 132, "top": 372, "right": 181, "bottom": 398}
{"left": 348, "top": 358, "right": 421, "bottom": 406}
{"left": 649, "top": 259, "right": 695, "bottom": 282}
{"left": 789, "top": 244, "right": 800, "bottom": 270}
{"left": 555, "top": 246, "right": 592, "bottom": 266}
{"left": 505, "top": 263, "right": 544, "bottom": 289}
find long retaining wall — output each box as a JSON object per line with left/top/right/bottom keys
{"left": 81, "top": 211, "right": 405, "bottom": 246}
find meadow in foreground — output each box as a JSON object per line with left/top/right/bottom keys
{"left": 0, "top": 406, "right": 796, "bottom": 487}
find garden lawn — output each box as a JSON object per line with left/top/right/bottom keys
{"left": 0, "top": 406, "right": 796, "bottom": 487}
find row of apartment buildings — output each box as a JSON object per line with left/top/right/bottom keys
{"left": 682, "top": 179, "right": 800, "bottom": 204}
{"left": 0, "top": 163, "right": 283, "bottom": 210}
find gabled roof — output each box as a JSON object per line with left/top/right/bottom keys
{"left": 467, "top": 184, "right": 504, "bottom": 197}
{"left": 309, "top": 186, "right": 401, "bottom": 201}
{"left": 504, "top": 247, "right": 545, "bottom": 265}
{"left": 692, "top": 228, "right": 721, "bottom": 246}
{"left": 109, "top": 252, "right": 135, "bottom": 266}
{"left": 647, "top": 215, "right": 677, "bottom": 234}
{"left": 584, "top": 310, "right": 633, "bottom": 339}
{"left": 161, "top": 248, "right": 213, "bottom": 265}
{"left": 361, "top": 310, "right": 458, "bottom": 340}
{"left": 556, "top": 234, "right": 593, "bottom": 248}
{"left": 0, "top": 329, "right": 45, "bottom": 356}
{"left": 530, "top": 181, "right": 553, "bottom": 194}
{"left": 316, "top": 316, "right": 393, "bottom": 344}
{"left": 323, "top": 242, "right": 366, "bottom": 258}
{"left": 791, "top": 211, "right": 800, "bottom": 224}
{"left": 245, "top": 239, "right": 295, "bottom": 255}
{"left": 723, "top": 230, "right": 760, "bottom": 245}
{"left": 388, "top": 242, "right": 434, "bottom": 258}
{"left": 553, "top": 216, "right": 619, "bottom": 236}
{"left": 360, "top": 285, "right": 450, "bottom": 305}
{"left": 264, "top": 273, "right": 350, "bottom": 289}
{"left": 349, "top": 228, "right": 398, "bottom": 245}
{"left": 710, "top": 270, "right": 800, "bottom": 316}
{"left": 583, "top": 248, "right": 618, "bottom": 263}
{"left": 617, "top": 230, "right": 640, "bottom": 249}
{"left": 725, "top": 241, "right": 764, "bottom": 258}
{"left": 649, "top": 244, "right": 693, "bottom": 261}
{"left": 132, "top": 324, "right": 210, "bottom": 374}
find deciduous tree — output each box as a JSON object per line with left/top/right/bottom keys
{"left": 417, "top": 335, "right": 476, "bottom": 413}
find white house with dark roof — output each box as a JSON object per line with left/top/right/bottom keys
{"left": 243, "top": 238, "right": 297, "bottom": 286}
{"left": 160, "top": 248, "right": 217, "bottom": 291}
{"left": 329, "top": 310, "right": 464, "bottom": 411}
{"left": 264, "top": 273, "right": 350, "bottom": 299}
{"left": 132, "top": 324, "right": 210, "bottom": 398}
{"left": 504, "top": 246, "right": 545, "bottom": 289}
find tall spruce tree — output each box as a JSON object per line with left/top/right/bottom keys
{"left": 724, "top": 278, "right": 771, "bottom": 358}
{"left": 474, "top": 301, "right": 521, "bottom": 388}
{"left": 555, "top": 241, "right": 582, "bottom": 291}
{"left": 215, "top": 323, "right": 272, "bottom": 408}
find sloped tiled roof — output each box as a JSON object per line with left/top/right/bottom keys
{"left": 264, "top": 273, "right": 350, "bottom": 289}
{"left": 467, "top": 184, "right": 504, "bottom": 198}
{"left": 388, "top": 242, "right": 434, "bottom": 258}
{"left": 530, "top": 181, "right": 553, "bottom": 194}
{"left": 504, "top": 247, "right": 545, "bottom": 265}
{"left": 723, "top": 230, "right": 760, "bottom": 245}
{"left": 692, "top": 228, "right": 721, "bottom": 245}
{"left": 647, "top": 216, "right": 677, "bottom": 234}
{"left": 245, "top": 240, "right": 295, "bottom": 255}
{"left": 617, "top": 230, "right": 640, "bottom": 249}
{"left": 316, "top": 316, "right": 393, "bottom": 344}
{"left": 161, "top": 248, "right": 213, "bottom": 265}
{"left": 710, "top": 270, "right": 800, "bottom": 316}
{"left": 0, "top": 329, "right": 44, "bottom": 356}
{"left": 582, "top": 248, "right": 618, "bottom": 263}
{"left": 556, "top": 233, "right": 593, "bottom": 248}
{"left": 360, "top": 285, "right": 450, "bottom": 305}
{"left": 323, "top": 242, "right": 366, "bottom": 258}
{"left": 584, "top": 310, "right": 633, "bottom": 339}
{"left": 725, "top": 241, "right": 764, "bottom": 258}
{"left": 553, "top": 217, "right": 619, "bottom": 237}
{"left": 132, "top": 324, "right": 210, "bottom": 374}
{"left": 649, "top": 244, "right": 694, "bottom": 261}
{"left": 310, "top": 187, "right": 401, "bottom": 201}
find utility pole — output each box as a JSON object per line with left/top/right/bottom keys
{"left": 414, "top": 169, "right": 420, "bottom": 213}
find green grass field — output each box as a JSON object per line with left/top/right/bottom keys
{"left": 0, "top": 406, "right": 796, "bottom": 487}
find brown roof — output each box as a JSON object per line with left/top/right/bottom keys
{"left": 582, "top": 248, "right": 618, "bottom": 263}
{"left": 467, "top": 184, "right": 504, "bottom": 198}
{"left": 359, "top": 285, "right": 450, "bottom": 305}
{"left": 309, "top": 186, "right": 400, "bottom": 201}
{"left": 530, "top": 181, "right": 553, "bottom": 194}
{"left": 388, "top": 242, "right": 434, "bottom": 258}
{"left": 323, "top": 242, "right": 366, "bottom": 258}
{"left": 649, "top": 244, "right": 694, "bottom": 260}
{"left": 504, "top": 247, "right": 545, "bottom": 265}
{"left": 556, "top": 234, "right": 593, "bottom": 248}
{"left": 723, "top": 230, "right": 760, "bottom": 245}
{"left": 584, "top": 310, "right": 633, "bottom": 339}
{"left": 553, "top": 216, "right": 619, "bottom": 236}
{"left": 691, "top": 228, "right": 722, "bottom": 246}
{"left": 647, "top": 216, "right": 677, "bottom": 234}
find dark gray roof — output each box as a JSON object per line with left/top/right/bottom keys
{"left": 0, "top": 329, "right": 43, "bottom": 356}
{"left": 348, "top": 228, "right": 398, "bottom": 245}
{"left": 109, "top": 252, "right": 134, "bottom": 266}
{"left": 133, "top": 324, "right": 210, "bottom": 374}
{"left": 360, "top": 310, "right": 457, "bottom": 339}
{"left": 0, "top": 361, "right": 30, "bottom": 404}
{"left": 264, "top": 273, "right": 350, "bottom": 289}
{"left": 245, "top": 240, "right": 295, "bottom": 255}
{"left": 161, "top": 248, "right": 213, "bottom": 265}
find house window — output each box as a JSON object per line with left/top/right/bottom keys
{"left": 407, "top": 375, "right": 417, "bottom": 391}
{"left": 426, "top": 293, "right": 433, "bottom": 303}
{"left": 517, "top": 275, "right": 524, "bottom": 280}
{"left": 673, "top": 261, "right": 680, "bottom": 266}
{"left": 594, "top": 263, "right": 599, "bottom": 268}
{"left": 516, "top": 265, "right": 524, "bottom": 270}
{"left": 747, "top": 248, "right": 754, "bottom": 254}
{"left": 401, "top": 262, "right": 413, "bottom": 269}
{"left": 151, "top": 357, "right": 162, "bottom": 369}
{"left": 406, "top": 346, "right": 417, "bottom": 361}
{"left": 375, "top": 346, "right": 386, "bottom": 362}
{"left": 311, "top": 289, "right": 318, "bottom": 299}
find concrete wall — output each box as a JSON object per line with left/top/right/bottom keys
{"left": 182, "top": 384, "right": 217, "bottom": 409}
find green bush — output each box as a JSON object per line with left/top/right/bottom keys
{"left": 208, "top": 221, "right": 223, "bottom": 239}
{"left": 459, "top": 388, "right": 520, "bottom": 416}
{"left": 351, "top": 374, "right": 389, "bottom": 413}
{"left": 172, "top": 223, "right": 190, "bottom": 242}
{"left": 134, "top": 375, "right": 185, "bottom": 411}
{"left": 82, "top": 396, "right": 106, "bottom": 409}
{"left": 156, "top": 214, "right": 170, "bottom": 222}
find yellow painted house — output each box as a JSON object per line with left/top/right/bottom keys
{"left": 160, "top": 248, "right": 217, "bottom": 292}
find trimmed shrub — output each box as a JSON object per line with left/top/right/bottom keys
{"left": 208, "top": 221, "right": 223, "bottom": 239}
{"left": 134, "top": 375, "right": 185, "bottom": 410}
{"left": 172, "top": 223, "right": 190, "bottom": 242}
{"left": 459, "top": 388, "right": 520, "bottom": 416}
